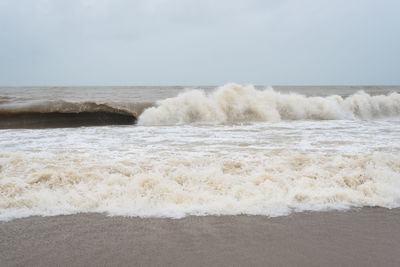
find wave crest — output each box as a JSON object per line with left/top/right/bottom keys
{"left": 138, "top": 84, "right": 400, "bottom": 125}
{"left": 0, "top": 101, "right": 151, "bottom": 128}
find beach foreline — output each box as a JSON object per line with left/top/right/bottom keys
{"left": 1, "top": 208, "right": 399, "bottom": 267}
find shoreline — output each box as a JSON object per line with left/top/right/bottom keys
{"left": 1, "top": 207, "right": 400, "bottom": 266}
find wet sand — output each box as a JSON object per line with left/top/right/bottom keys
{"left": 1, "top": 208, "right": 400, "bottom": 267}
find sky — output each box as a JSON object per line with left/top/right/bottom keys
{"left": 0, "top": 0, "right": 399, "bottom": 86}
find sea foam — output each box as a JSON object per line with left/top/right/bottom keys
{"left": 139, "top": 84, "right": 400, "bottom": 125}
{"left": 1, "top": 151, "right": 399, "bottom": 221}
{"left": 1, "top": 84, "right": 399, "bottom": 221}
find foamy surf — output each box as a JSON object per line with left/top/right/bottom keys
{"left": 0, "top": 85, "right": 399, "bottom": 221}
{"left": 139, "top": 84, "right": 400, "bottom": 125}
{"left": 1, "top": 117, "right": 400, "bottom": 221}
{"left": 1, "top": 151, "right": 399, "bottom": 221}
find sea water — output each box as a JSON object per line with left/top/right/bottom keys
{"left": 0, "top": 84, "right": 399, "bottom": 220}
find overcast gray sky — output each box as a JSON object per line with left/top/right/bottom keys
{"left": 0, "top": 0, "right": 399, "bottom": 86}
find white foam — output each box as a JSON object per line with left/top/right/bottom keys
{"left": 1, "top": 88, "right": 399, "bottom": 220}
{"left": 1, "top": 150, "right": 399, "bottom": 221}
{"left": 138, "top": 84, "right": 400, "bottom": 125}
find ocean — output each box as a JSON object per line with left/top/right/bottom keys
{"left": 0, "top": 84, "right": 399, "bottom": 221}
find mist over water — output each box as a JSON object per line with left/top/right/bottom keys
{"left": 0, "top": 85, "right": 399, "bottom": 220}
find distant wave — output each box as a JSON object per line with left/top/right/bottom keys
{"left": 0, "top": 101, "right": 151, "bottom": 128}
{"left": 2, "top": 84, "right": 399, "bottom": 128}
{"left": 139, "top": 84, "right": 400, "bottom": 125}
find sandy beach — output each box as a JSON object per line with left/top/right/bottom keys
{"left": 1, "top": 208, "right": 399, "bottom": 266}
{"left": 1, "top": 0, "right": 400, "bottom": 266}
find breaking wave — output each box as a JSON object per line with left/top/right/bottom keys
{"left": 139, "top": 84, "right": 400, "bottom": 125}
{"left": 0, "top": 101, "right": 151, "bottom": 128}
